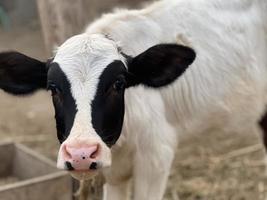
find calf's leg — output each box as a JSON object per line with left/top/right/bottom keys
{"left": 132, "top": 126, "right": 177, "bottom": 200}
{"left": 103, "top": 180, "right": 131, "bottom": 200}
{"left": 133, "top": 145, "right": 176, "bottom": 200}
{"left": 102, "top": 144, "right": 133, "bottom": 200}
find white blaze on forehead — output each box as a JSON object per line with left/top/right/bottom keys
{"left": 53, "top": 33, "right": 124, "bottom": 137}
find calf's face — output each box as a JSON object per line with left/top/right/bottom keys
{"left": 0, "top": 34, "right": 196, "bottom": 180}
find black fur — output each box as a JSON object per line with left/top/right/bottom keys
{"left": 47, "top": 63, "right": 77, "bottom": 143}
{"left": 91, "top": 60, "right": 127, "bottom": 147}
{"left": 0, "top": 51, "right": 47, "bottom": 94}
{"left": 126, "top": 44, "right": 196, "bottom": 88}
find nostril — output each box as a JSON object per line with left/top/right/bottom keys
{"left": 90, "top": 144, "right": 100, "bottom": 159}
{"left": 63, "top": 145, "right": 72, "bottom": 160}
{"left": 90, "top": 149, "right": 97, "bottom": 159}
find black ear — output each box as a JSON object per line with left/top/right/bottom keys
{"left": 126, "top": 44, "right": 196, "bottom": 88}
{"left": 0, "top": 51, "right": 48, "bottom": 95}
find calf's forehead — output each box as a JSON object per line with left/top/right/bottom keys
{"left": 52, "top": 34, "right": 124, "bottom": 105}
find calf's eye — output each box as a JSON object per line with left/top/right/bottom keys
{"left": 47, "top": 83, "right": 61, "bottom": 96}
{"left": 113, "top": 79, "right": 125, "bottom": 91}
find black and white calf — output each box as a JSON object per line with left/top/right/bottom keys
{"left": 0, "top": 0, "right": 267, "bottom": 199}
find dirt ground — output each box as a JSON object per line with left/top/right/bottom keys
{"left": 0, "top": 24, "right": 267, "bottom": 200}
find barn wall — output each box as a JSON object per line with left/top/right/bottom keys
{"left": 37, "top": 0, "right": 153, "bottom": 55}
{"left": 0, "top": 0, "right": 38, "bottom": 25}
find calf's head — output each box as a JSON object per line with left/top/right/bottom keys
{"left": 0, "top": 34, "right": 195, "bottom": 180}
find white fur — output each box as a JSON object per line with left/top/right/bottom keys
{"left": 55, "top": 0, "right": 267, "bottom": 199}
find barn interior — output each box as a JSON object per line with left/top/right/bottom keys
{"left": 0, "top": 0, "right": 267, "bottom": 199}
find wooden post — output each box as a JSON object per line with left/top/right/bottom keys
{"left": 37, "top": 0, "right": 86, "bottom": 56}
{"left": 37, "top": 0, "right": 149, "bottom": 56}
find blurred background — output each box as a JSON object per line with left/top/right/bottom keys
{"left": 0, "top": 0, "right": 267, "bottom": 199}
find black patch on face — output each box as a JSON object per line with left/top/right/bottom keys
{"left": 91, "top": 60, "right": 127, "bottom": 147}
{"left": 47, "top": 63, "right": 77, "bottom": 143}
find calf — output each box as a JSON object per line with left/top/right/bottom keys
{"left": 0, "top": 0, "right": 267, "bottom": 199}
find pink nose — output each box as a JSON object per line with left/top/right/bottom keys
{"left": 63, "top": 144, "right": 99, "bottom": 170}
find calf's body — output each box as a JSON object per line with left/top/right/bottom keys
{"left": 0, "top": 0, "right": 267, "bottom": 199}
{"left": 84, "top": 1, "right": 267, "bottom": 199}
